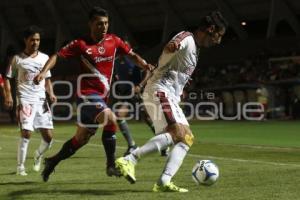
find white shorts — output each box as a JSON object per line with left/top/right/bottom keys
{"left": 18, "top": 101, "right": 53, "bottom": 131}
{"left": 142, "top": 89, "right": 189, "bottom": 134}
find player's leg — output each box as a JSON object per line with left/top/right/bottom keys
{"left": 154, "top": 124, "right": 193, "bottom": 192}
{"left": 41, "top": 126, "right": 94, "bottom": 182}
{"left": 33, "top": 102, "right": 54, "bottom": 172}
{"left": 33, "top": 128, "right": 53, "bottom": 172}
{"left": 17, "top": 103, "right": 35, "bottom": 176}
{"left": 94, "top": 107, "right": 122, "bottom": 177}
{"left": 116, "top": 91, "right": 174, "bottom": 183}
{"left": 17, "top": 130, "right": 31, "bottom": 176}
{"left": 153, "top": 98, "right": 193, "bottom": 192}
{"left": 141, "top": 106, "right": 169, "bottom": 156}
{"left": 118, "top": 119, "right": 137, "bottom": 155}
{"left": 116, "top": 104, "right": 137, "bottom": 155}
{"left": 102, "top": 123, "right": 121, "bottom": 176}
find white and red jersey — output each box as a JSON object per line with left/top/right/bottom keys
{"left": 6, "top": 52, "right": 50, "bottom": 103}
{"left": 146, "top": 31, "right": 199, "bottom": 102}
{"left": 58, "top": 34, "right": 132, "bottom": 97}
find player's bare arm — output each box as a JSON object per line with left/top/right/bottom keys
{"left": 45, "top": 78, "right": 57, "bottom": 103}
{"left": 134, "top": 69, "right": 153, "bottom": 94}
{"left": 34, "top": 54, "right": 59, "bottom": 84}
{"left": 3, "top": 78, "right": 13, "bottom": 110}
{"left": 128, "top": 51, "right": 155, "bottom": 71}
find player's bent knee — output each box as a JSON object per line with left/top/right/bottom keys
{"left": 182, "top": 126, "right": 194, "bottom": 147}
{"left": 167, "top": 124, "right": 194, "bottom": 147}
{"left": 95, "top": 108, "right": 117, "bottom": 126}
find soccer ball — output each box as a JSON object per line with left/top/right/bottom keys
{"left": 192, "top": 160, "right": 219, "bottom": 186}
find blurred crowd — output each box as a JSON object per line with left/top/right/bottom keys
{"left": 196, "top": 51, "right": 300, "bottom": 88}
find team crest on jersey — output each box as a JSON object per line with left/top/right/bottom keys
{"left": 98, "top": 46, "right": 105, "bottom": 55}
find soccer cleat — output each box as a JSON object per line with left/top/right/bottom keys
{"left": 41, "top": 158, "right": 57, "bottom": 182}
{"left": 115, "top": 157, "right": 136, "bottom": 184}
{"left": 16, "top": 166, "right": 28, "bottom": 176}
{"left": 152, "top": 182, "right": 188, "bottom": 192}
{"left": 123, "top": 145, "right": 138, "bottom": 156}
{"left": 33, "top": 153, "right": 42, "bottom": 172}
{"left": 106, "top": 166, "right": 122, "bottom": 177}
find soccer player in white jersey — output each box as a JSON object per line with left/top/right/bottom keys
{"left": 4, "top": 26, "right": 56, "bottom": 176}
{"left": 116, "top": 11, "right": 228, "bottom": 192}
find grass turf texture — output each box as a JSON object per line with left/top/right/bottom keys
{"left": 0, "top": 120, "right": 300, "bottom": 200}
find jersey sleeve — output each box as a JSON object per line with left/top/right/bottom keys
{"left": 158, "top": 32, "right": 193, "bottom": 67}
{"left": 114, "top": 35, "right": 132, "bottom": 55}
{"left": 58, "top": 39, "right": 82, "bottom": 59}
{"left": 45, "top": 70, "right": 51, "bottom": 78}
{"left": 171, "top": 31, "right": 193, "bottom": 50}
{"left": 6, "top": 56, "right": 18, "bottom": 78}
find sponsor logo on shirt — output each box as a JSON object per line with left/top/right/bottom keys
{"left": 94, "top": 56, "right": 113, "bottom": 63}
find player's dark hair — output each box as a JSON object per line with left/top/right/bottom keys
{"left": 197, "top": 11, "right": 228, "bottom": 32}
{"left": 23, "top": 25, "right": 43, "bottom": 39}
{"left": 89, "top": 7, "right": 109, "bottom": 21}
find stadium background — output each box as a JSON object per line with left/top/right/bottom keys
{"left": 0, "top": 0, "right": 300, "bottom": 200}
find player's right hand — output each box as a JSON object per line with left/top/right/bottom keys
{"left": 34, "top": 73, "right": 45, "bottom": 85}
{"left": 4, "top": 96, "right": 13, "bottom": 110}
{"left": 165, "top": 41, "right": 180, "bottom": 53}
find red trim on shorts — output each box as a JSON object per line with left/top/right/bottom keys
{"left": 156, "top": 92, "right": 176, "bottom": 125}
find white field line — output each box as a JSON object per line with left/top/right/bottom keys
{"left": 1, "top": 134, "right": 300, "bottom": 168}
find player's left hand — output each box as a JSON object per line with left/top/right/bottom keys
{"left": 49, "top": 95, "right": 57, "bottom": 103}
{"left": 34, "top": 72, "right": 46, "bottom": 85}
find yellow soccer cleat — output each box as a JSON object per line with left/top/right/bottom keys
{"left": 152, "top": 182, "right": 188, "bottom": 193}
{"left": 115, "top": 157, "right": 136, "bottom": 184}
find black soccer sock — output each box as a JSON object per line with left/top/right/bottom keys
{"left": 49, "top": 137, "right": 81, "bottom": 164}
{"left": 117, "top": 119, "right": 135, "bottom": 147}
{"left": 102, "top": 131, "right": 116, "bottom": 168}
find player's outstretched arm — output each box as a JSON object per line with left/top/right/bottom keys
{"left": 34, "top": 54, "right": 59, "bottom": 84}
{"left": 128, "top": 51, "right": 155, "bottom": 72}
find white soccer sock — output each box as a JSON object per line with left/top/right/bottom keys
{"left": 159, "top": 142, "right": 190, "bottom": 185}
{"left": 17, "top": 137, "right": 30, "bottom": 168}
{"left": 35, "top": 139, "right": 53, "bottom": 158}
{"left": 126, "top": 133, "right": 173, "bottom": 165}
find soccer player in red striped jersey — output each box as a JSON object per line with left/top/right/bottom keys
{"left": 34, "top": 7, "right": 154, "bottom": 182}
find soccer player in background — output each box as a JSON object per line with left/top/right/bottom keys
{"left": 4, "top": 25, "right": 56, "bottom": 176}
{"left": 34, "top": 7, "right": 154, "bottom": 182}
{"left": 112, "top": 53, "right": 138, "bottom": 156}
{"left": 116, "top": 11, "right": 228, "bottom": 192}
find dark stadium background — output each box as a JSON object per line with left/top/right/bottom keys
{"left": 0, "top": 0, "right": 300, "bottom": 122}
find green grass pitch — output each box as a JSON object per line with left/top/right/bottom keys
{"left": 1, "top": 120, "right": 300, "bottom": 200}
